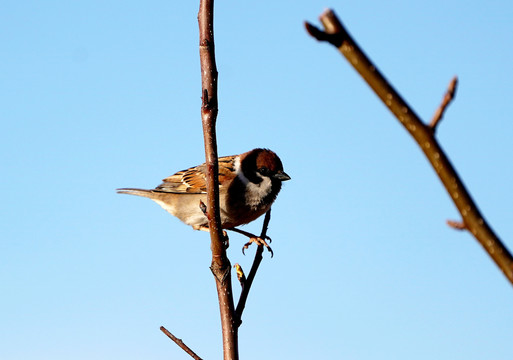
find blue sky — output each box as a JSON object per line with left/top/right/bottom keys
{"left": 2, "top": 1, "right": 513, "bottom": 359}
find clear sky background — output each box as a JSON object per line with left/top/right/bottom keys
{"left": 2, "top": 1, "right": 513, "bottom": 359}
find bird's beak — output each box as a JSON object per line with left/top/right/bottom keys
{"left": 273, "top": 171, "right": 291, "bottom": 181}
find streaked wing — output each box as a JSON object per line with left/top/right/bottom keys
{"left": 155, "top": 155, "right": 237, "bottom": 194}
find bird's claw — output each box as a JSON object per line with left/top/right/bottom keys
{"left": 242, "top": 237, "right": 273, "bottom": 258}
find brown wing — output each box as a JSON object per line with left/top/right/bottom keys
{"left": 154, "top": 155, "right": 237, "bottom": 194}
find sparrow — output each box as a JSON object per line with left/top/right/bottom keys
{"left": 117, "top": 148, "right": 290, "bottom": 253}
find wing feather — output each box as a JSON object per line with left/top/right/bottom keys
{"left": 154, "top": 155, "right": 237, "bottom": 194}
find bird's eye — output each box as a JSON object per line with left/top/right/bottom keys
{"left": 258, "top": 167, "right": 271, "bottom": 176}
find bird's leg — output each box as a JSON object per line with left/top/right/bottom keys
{"left": 227, "top": 227, "right": 273, "bottom": 257}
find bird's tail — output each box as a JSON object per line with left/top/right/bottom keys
{"left": 116, "top": 188, "right": 154, "bottom": 198}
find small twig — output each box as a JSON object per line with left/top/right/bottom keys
{"left": 235, "top": 210, "right": 272, "bottom": 326}
{"left": 305, "top": 22, "right": 342, "bottom": 46}
{"left": 429, "top": 76, "right": 458, "bottom": 132}
{"left": 447, "top": 220, "right": 467, "bottom": 230}
{"left": 160, "top": 326, "right": 203, "bottom": 360}
{"left": 306, "top": 9, "right": 513, "bottom": 286}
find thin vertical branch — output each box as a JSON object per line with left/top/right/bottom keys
{"left": 429, "top": 76, "right": 458, "bottom": 132}
{"left": 198, "top": 0, "right": 221, "bottom": 260}
{"left": 198, "top": 0, "right": 238, "bottom": 359}
{"left": 305, "top": 9, "right": 513, "bottom": 286}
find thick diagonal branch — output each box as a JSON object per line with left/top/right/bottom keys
{"left": 305, "top": 9, "right": 513, "bottom": 286}
{"left": 198, "top": 0, "right": 238, "bottom": 359}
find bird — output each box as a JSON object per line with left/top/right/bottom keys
{"left": 117, "top": 148, "right": 290, "bottom": 253}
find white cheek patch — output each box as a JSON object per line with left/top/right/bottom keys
{"left": 245, "top": 174, "right": 272, "bottom": 207}
{"left": 234, "top": 156, "right": 273, "bottom": 207}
